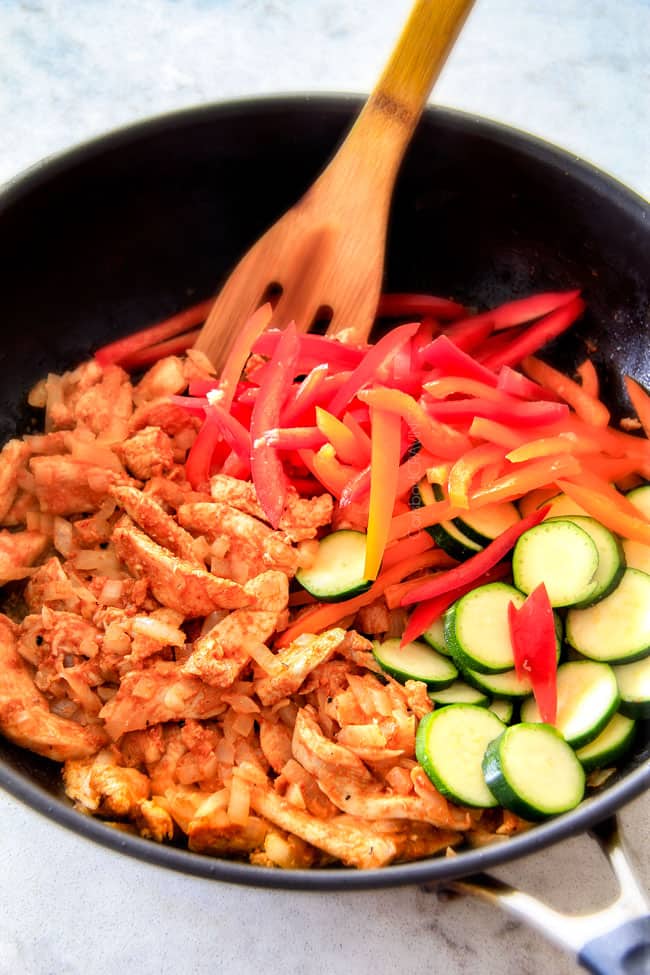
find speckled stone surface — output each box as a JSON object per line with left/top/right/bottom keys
{"left": 0, "top": 1, "right": 648, "bottom": 973}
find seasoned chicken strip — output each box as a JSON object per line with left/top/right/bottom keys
{"left": 255, "top": 629, "right": 347, "bottom": 707}
{"left": 30, "top": 455, "right": 120, "bottom": 516}
{"left": 112, "top": 517, "right": 250, "bottom": 617}
{"left": 292, "top": 708, "right": 470, "bottom": 830}
{"left": 0, "top": 529, "right": 48, "bottom": 584}
{"left": 63, "top": 750, "right": 150, "bottom": 816}
{"left": 0, "top": 439, "right": 28, "bottom": 522}
{"left": 0, "top": 614, "right": 107, "bottom": 761}
{"left": 99, "top": 661, "right": 227, "bottom": 739}
{"left": 250, "top": 784, "right": 397, "bottom": 869}
{"left": 177, "top": 501, "right": 298, "bottom": 580}
{"left": 210, "top": 475, "right": 333, "bottom": 541}
{"left": 114, "top": 426, "right": 175, "bottom": 481}
{"left": 110, "top": 485, "right": 201, "bottom": 565}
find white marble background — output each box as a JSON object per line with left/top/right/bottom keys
{"left": 0, "top": 1, "right": 649, "bottom": 973}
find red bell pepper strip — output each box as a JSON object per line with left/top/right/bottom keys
{"left": 252, "top": 331, "right": 367, "bottom": 370}
{"left": 401, "top": 505, "right": 550, "bottom": 606}
{"left": 263, "top": 426, "right": 327, "bottom": 451}
{"left": 449, "top": 289, "right": 581, "bottom": 337}
{"left": 496, "top": 366, "right": 561, "bottom": 402}
{"left": 401, "top": 562, "right": 510, "bottom": 645}
{"left": 441, "top": 317, "right": 494, "bottom": 354}
{"left": 281, "top": 364, "right": 329, "bottom": 426}
{"left": 508, "top": 583, "right": 557, "bottom": 724}
{"left": 339, "top": 464, "right": 371, "bottom": 507}
{"left": 218, "top": 302, "right": 273, "bottom": 411}
{"left": 168, "top": 394, "right": 209, "bottom": 418}
{"left": 365, "top": 408, "right": 402, "bottom": 580}
{"left": 418, "top": 334, "right": 499, "bottom": 386}
{"left": 358, "top": 387, "right": 472, "bottom": 459}
{"left": 185, "top": 406, "right": 223, "bottom": 490}
{"left": 327, "top": 322, "right": 420, "bottom": 417}
{"left": 116, "top": 328, "right": 202, "bottom": 370}
{"left": 250, "top": 321, "right": 299, "bottom": 527}
{"left": 95, "top": 298, "right": 213, "bottom": 367}
{"left": 480, "top": 295, "right": 585, "bottom": 371}
{"left": 423, "top": 397, "right": 569, "bottom": 428}
{"left": 377, "top": 293, "right": 467, "bottom": 321}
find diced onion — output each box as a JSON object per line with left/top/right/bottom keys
{"left": 227, "top": 773, "right": 251, "bottom": 826}
{"left": 53, "top": 517, "right": 74, "bottom": 557}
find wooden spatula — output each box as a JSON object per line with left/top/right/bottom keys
{"left": 195, "top": 0, "right": 476, "bottom": 370}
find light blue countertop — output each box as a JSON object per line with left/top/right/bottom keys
{"left": 1, "top": 2, "right": 648, "bottom": 973}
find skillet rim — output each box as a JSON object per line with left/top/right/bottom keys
{"left": 0, "top": 95, "right": 648, "bottom": 890}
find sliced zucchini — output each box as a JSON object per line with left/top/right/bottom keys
{"left": 622, "top": 539, "right": 650, "bottom": 575}
{"left": 415, "top": 705, "right": 505, "bottom": 808}
{"left": 612, "top": 655, "right": 650, "bottom": 719}
{"left": 464, "top": 665, "right": 533, "bottom": 699}
{"left": 512, "top": 519, "right": 599, "bottom": 607}
{"left": 373, "top": 638, "right": 458, "bottom": 688}
{"left": 548, "top": 515, "right": 624, "bottom": 607}
{"left": 444, "top": 582, "right": 525, "bottom": 674}
{"left": 410, "top": 479, "right": 482, "bottom": 561}
{"left": 453, "top": 502, "right": 521, "bottom": 546}
{"left": 566, "top": 568, "right": 650, "bottom": 664}
{"left": 295, "top": 530, "right": 371, "bottom": 602}
{"left": 421, "top": 617, "right": 452, "bottom": 656}
{"left": 428, "top": 681, "right": 490, "bottom": 708}
{"left": 482, "top": 723, "right": 585, "bottom": 820}
{"left": 520, "top": 660, "right": 620, "bottom": 748}
{"left": 489, "top": 698, "right": 515, "bottom": 724}
{"left": 574, "top": 713, "right": 636, "bottom": 773}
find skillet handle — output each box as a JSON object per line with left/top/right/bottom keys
{"left": 445, "top": 815, "right": 650, "bottom": 973}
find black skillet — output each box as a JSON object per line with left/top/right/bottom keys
{"left": 0, "top": 97, "right": 648, "bottom": 972}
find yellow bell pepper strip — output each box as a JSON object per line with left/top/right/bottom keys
{"left": 215, "top": 302, "right": 273, "bottom": 411}
{"left": 315, "top": 407, "right": 366, "bottom": 466}
{"left": 424, "top": 376, "right": 511, "bottom": 403}
{"left": 521, "top": 355, "right": 610, "bottom": 428}
{"left": 250, "top": 320, "right": 299, "bottom": 528}
{"left": 479, "top": 294, "right": 585, "bottom": 371}
{"left": 576, "top": 359, "right": 600, "bottom": 399}
{"left": 554, "top": 480, "right": 650, "bottom": 546}
{"left": 95, "top": 297, "right": 213, "bottom": 368}
{"left": 342, "top": 412, "right": 373, "bottom": 462}
{"left": 298, "top": 445, "right": 359, "bottom": 500}
{"left": 419, "top": 334, "right": 499, "bottom": 386}
{"left": 326, "top": 322, "right": 420, "bottom": 417}
{"left": 447, "top": 443, "right": 507, "bottom": 508}
{"left": 425, "top": 462, "right": 452, "bottom": 486}
{"left": 364, "top": 407, "right": 402, "bottom": 580}
{"left": 377, "top": 292, "right": 467, "bottom": 321}
{"left": 468, "top": 454, "right": 582, "bottom": 508}
{"left": 281, "top": 363, "right": 329, "bottom": 426}
{"left": 508, "top": 583, "right": 557, "bottom": 724}
{"left": 400, "top": 562, "right": 510, "bottom": 643}
{"left": 401, "top": 505, "right": 550, "bottom": 608}
{"left": 275, "top": 549, "right": 446, "bottom": 648}
{"left": 357, "top": 387, "right": 471, "bottom": 460}
{"left": 624, "top": 375, "right": 650, "bottom": 439}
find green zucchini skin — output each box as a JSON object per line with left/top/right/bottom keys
{"left": 547, "top": 515, "right": 625, "bottom": 608}
{"left": 444, "top": 582, "right": 525, "bottom": 674}
{"left": 512, "top": 519, "right": 600, "bottom": 607}
{"left": 410, "top": 480, "right": 482, "bottom": 561}
{"left": 574, "top": 713, "right": 637, "bottom": 773}
{"left": 565, "top": 568, "right": 650, "bottom": 664}
{"left": 613, "top": 656, "right": 650, "bottom": 719}
{"left": 295, "top": 530, "right": 372, "bottom": 602}
{"left": 482, "top": 723, "right": 585, "bottom": 820}
{"left": 372, "top": 638, "right": 458, "bottom": 688}
{"left": 427, "top": 681, "right": 490, "bottom": 708}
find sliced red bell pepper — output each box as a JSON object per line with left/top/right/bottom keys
{"left": 342, "top": 412, "right": 373, "bottom": 458}
{"left": 423, "top": 396, "right": 569, "bottom": 427}
{"left": 365, "top": 408, "right": 402, "bottom": 580}
{"left": 185, "top": 406, "right": 223, "bottom": 490}
{"left": 218, "top": 302, "right": 274, "bottom": 411}
{"left": 116, "top": 328, "right": 202, "bottom": 370}
{"left": 441, "top": 317, "right": 494, "bottom": 354}
{"left": 250, "top": 321, "right": 299, "bottom": 527}
{"left": 358, "top": 387, "right": 471, "bottom": 459}
{"left": 95, "top": 298, "right": 213, "bottom": 367}
{"left": 401, "top": 562, "right": 511, "bottom": 645}
{"left": 339, "top": 464, "right": 372, "bottom": 507}
{"left": 281, "top": 364, "right": 329, "bottom": 426}
{"left": 496, "top": 366, "right": 561, "bottom": 402}
{"left": 264, "top": 426, "right": 327, "bottom": 451}
{"left": 252, "top": 331, "right": 367, "bottom": 370}
{"left": 168, "top": 394, "right": 209, "bottom": 418}
{"left": 327, "top": 322, "right": 420, "bottom": 417}
{"left": 508, "top": 583, "right": 557, "bottom": 724}
{"left": 377, "top": 293, "right": 467, "bottom": 321}
{"left": 424, "top": 376, "right": 510, "bottom": 403}
{"left": 401, "top": 505, "right": 550, "bottom": 606}
{"left": 480, "top": 295, "right": 585, "bottom": 371}
{"left": 418, "top": 334, "right": 499, "bottom": 386}
{"left": 450, "top": 289, "right": 581, "bottom": 338}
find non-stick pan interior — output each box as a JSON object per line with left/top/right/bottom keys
{"left": 0, "top": 97, "right": 648, "bottom": 889}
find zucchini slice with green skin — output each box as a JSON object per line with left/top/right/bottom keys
{"left": 431, "top": 482, "right": 521, "bottom": 546}
{"left": 373, "top": 638, "right": 458, "bottom": 688}
{"left": 410, "top": 480, "right": 482, "bottom": 561}
{"left": 482, "top": 723, "right": 585, "bottom": 820}
{"left": 416, "top": 705, "right": 505, "bottom": 808}
{"left": 613, "top": 655, "right": 650, "bottom": 719}
{"left": 295, "top": 530, "right": 371, "bottom": 602}
{"left": 444, "top": 582, "right": 525, "bottom": 674}
{"left": 547, "top": 515, "right": 625, "bottom": 607}
{"left": 489, "top": 698, "right": 515, "bottom": 724}
{"left": 520, "top": 660, "right": 620, "bottom": 748}
{"left": 574, "top": 713, "right": 636, "bottom": 773}
{"left": 565, "top": 568, "right": 650, "bottom": 664}
{"left": 421, "top": 617, "right": 452, "bottom": 656}
{"left": 464, "top": 666, "right": 533, "bottom": 698}
{"left": 512, "top": 519, "right": 599, "bottom": 607}
{"left": 427, "top": 681, "right": 490, "bottom": 708}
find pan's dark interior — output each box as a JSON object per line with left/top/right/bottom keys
{"left": 0, "top": 97, "right": 648, "bottom": 890}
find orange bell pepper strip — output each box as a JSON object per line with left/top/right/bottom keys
{"left": 364, "top": 408, "right": 402, "bottom": 580}
{"left": 316, "top": 407, "right": 370, "bottom": 466}
{"left": 581, "top": 455, "right": 643, "bottom": 484}
{"left": 576, "top": 359, "right": 600, "bottom": 399}
{"left": 423, "top": 376, "right": 511, "bottom": 403}
{"left": 468, "top": 454, "right": 582, "bottom": 508}
{"left": 95, "top": 297, "right": 213, "bottom": 367}
{"left": 275, "top": 549, "right": 447, "bottom": 648}
{"left": 556, "top": 479, "right": 650, "bottom": 545}
{"left": 624, "top": 375, "right": 650, "bottom": 439}
{"left": 559, "top": 469, "right": 643, "bottom": 517}
{"left": 506, "top": 432, "right": 604, "bottom": 463}
{"left": 521, "top": 355, "right": 610, "bottom": 428}
{"left": 342, "top": 411, "right": 373, "bottom": 460}
{"left": 382, "top": 530, "right": 436, "bottom": 570}
{"left": 401, "top": 506, "right": 550, "bottom": 607}
{"left": 357, "top": 387, "right": 471, "bottom": 459}
{"left": 469, "top": 416, "right": 529, "bottom": 449}
{"left": 447, "top": 443, "right": 507, "bottom": 508}
{"left": 298, "top": 445, "right": 359, "bottom": 500}
{"left": 480, "top": 295, "right": 585, "bottom": 371}
{"left": 394, "top": 448, "right": 438, "bottom": 499}
{"left": 388, "top": 497, "right": 461, "bottom": 543}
